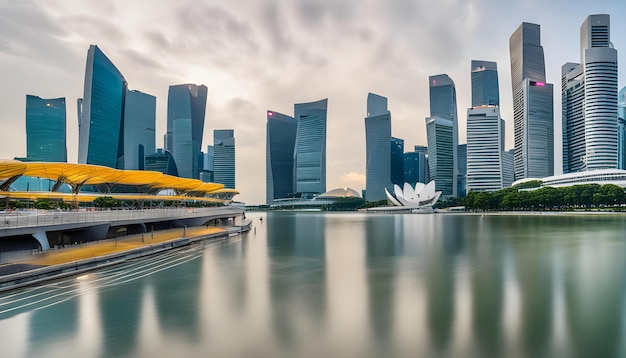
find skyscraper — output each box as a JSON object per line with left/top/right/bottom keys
{"left": 619, "top": 87, "right": 626, "bottom": 169}
{"left": 457, "top": 144, "right": 467, "bottom": 197}
{"left": 266, "top": 110, "right": 297, "bottom": 204}
{"left": 427, "top": 74, "right": 458, "bottom": 197}
{"left": 213, "top": 129, "right": 235, "bottom": 189}
{"left": 365, "top": 93, "right": 391, "bottom": 202}
{"left": 24, "top": 95, "right": 66, "bottom": 162}
{"left": 294, "top": 99, "right": 327, "bottom": 196}
{"left": 123, "top": 90, "right": 156, "bottom": 170}
{"left": 391, "top": 137, "right": 404, "bottom": 186}
{"left": 426, "top": 117, "right": 454, "bottom": 197}
{"left": 145, "top": 149, "right": 178, "bottom": 176}
{"left": 200, "top": 145, "right": 215, "bottom": 183}
{"left": 466, "top": 106, "right": 505, "bottom": 192}
{"left": 166, "top": 84, "right": 208, "bottom": 179}
{"left": 509, "top": 23, "right": 554, "bottom": 179}
{"left": 78, "top": 45, "right": 127, "bottom": 168}
{"left": 471, "top": 60, "right": 500, "bottom": 107}
{"left": 404, "top": 146, "right": 430, "bottom": 187}
{"left": 563, "top": 15, "right": 618, "bottom": 173}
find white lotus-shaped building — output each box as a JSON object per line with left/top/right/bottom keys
{"left": 384, "top": 181, "right": 442, "bottom": 208}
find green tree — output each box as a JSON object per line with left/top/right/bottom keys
{"left": 33, "top": 198, "right": 53, "bottom": 210}
{"left": 93, "top": 196, "right": 121, "bottom": 208}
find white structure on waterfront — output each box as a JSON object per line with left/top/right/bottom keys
{"left": 513, "top": 169, "right": 626, "bottom": 189}
{"left": 384, "top": 181, "right": 442, "bottom": 209}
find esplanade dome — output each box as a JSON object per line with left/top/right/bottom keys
{"left": 317, "top": 187, "right": 362, "bottom": 199}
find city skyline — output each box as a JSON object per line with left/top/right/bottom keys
{"left": 1, "top": 1, "right": 625, "bottom": 204}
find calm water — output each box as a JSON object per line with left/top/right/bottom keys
{"left": 1, "top": 212, "right": 626, "bottom": 358}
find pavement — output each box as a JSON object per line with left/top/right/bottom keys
{"left": 0, "top": 225, "right": 226, "bottom": 275}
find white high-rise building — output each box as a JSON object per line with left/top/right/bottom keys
{"left": 562, "top": 14, "right": 618, "bottom": 173}
{"left": 466, "top": 106, "right": 505, "bottom": 192}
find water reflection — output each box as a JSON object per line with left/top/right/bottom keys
{"left": 1, "top": 213, "right": 626, "bottom": 357}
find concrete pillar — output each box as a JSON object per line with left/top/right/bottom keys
{"left": 32, "top": 231, "right": 51, "bottom": 251}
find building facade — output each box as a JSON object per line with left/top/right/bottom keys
{"left": 24, "top": 95, "right": 66, "bottom": 162}
{"left": 391, "top": 137, "right": 404, "bottom": 187}
{"left": 562, "top": 14, "right": 618, "bottom": 173}
{"left": 145, "top": 149, "right": 178, "bottom": 176}
{"left": 466, "top": 106, "right": 505, "bottom": 192}
{"left": 404, "top": 146, "right": 429, "bottom": 188}
{"left": 294, "top": 99, "right": 327, "bottom": 197}
{"left": 426, "top": 117, "right": 454, "bottom": 197}
{"left": 471, "top": 60, "right": 500, "bottom": 107}
{"left": 123, "top": 90, "right": 156, "bottom": 170}
{"left": 364, "top": 93, "right": 391, "bottom": 202}
{"left": 78, "top": 45, "right": 127, "bottom": 168}
{"left": 509, "top": 23, "right": 554, "bottom": 180}
{"left": 617, "top": 87, "right": 626, "bottom": 169}
{"left": 428, "top": 74, "right": 458, "bottom": 197}
{"left": 213, "top": 129, "right": 235, "bottom": 189}
{"left": 266, "top": 110, "right": 297, "bottom": 204}
{"left": 457, "top": 144, "right": 467, "bottom": 197}
{"left": 166, "top": 84, "right": 208, "bottom": 179}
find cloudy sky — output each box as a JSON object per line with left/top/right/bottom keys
{"left": 0, "top": 0, "right": 625, "bottom": 204}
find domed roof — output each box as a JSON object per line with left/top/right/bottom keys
{"left": 317, "top": 187, "right": 362, "bottom": 199}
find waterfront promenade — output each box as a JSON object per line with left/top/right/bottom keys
{"left": 0, "top": 218, "right": 251, "bottom": 291}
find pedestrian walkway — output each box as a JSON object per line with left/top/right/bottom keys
{"left": 18, "top": 226, "right": 225, "bottom": 266}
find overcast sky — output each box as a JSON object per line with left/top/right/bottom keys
{"left": 1, "top": 0, "right": 625, "bottom": 204}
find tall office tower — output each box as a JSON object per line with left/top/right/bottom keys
{"left": 200, "top": 145, "right": 214, "bottom": 183}
{"left": 145, "top": 149, "right": 178, "bottom": 176}
{"left": 391, "top": 137, "right": 404, "bottom": 186}
{"left": 619, "top": 87, "right": 626, "bottom": 169}
{"left": 471, "top": 60, "right": 500, "bottom": 106}
{"left": 428, "top": 74, "right": 458, "bottom": 197}
{"left": 166, "top": 84, "right": 208, "bottom": 178}
{"left": 425, "top": 117, "right": 454, "bottom": 197}
{"left": 293, "top": 99, "right": 328, "bottom": 197}
{"left": 24, "top": 95, "right": 67, "bottom": 162}
{"left": 213, "top": 129, "right": 235, "bottom": 189}
{"left": 415, "top": 145, "right": 430, "bottom": 184}
{"left": 123, "top": 90, "right": 156, "bottom": 170}
{"left": 364, "top": 93, "right": 391, "bottom": 201}
{"left": 404, "top": 146, "right": 429, "bottom": 187}
{"left": 502, "top": 149, "right": 515, "bottom": 188}
{"left": 562, "top": 15, "right": 618, "bottom": 173}
{"left": 457, "top": 144, "right": 467, "bottom": 197}
{"left": 78, "top": 45, "right": 127, "bottom": 168}
{"left": 466, "top": 107, "right": 505, "bottom": 192}
{"left": 509, "top": 23, "right": 554, "bottom": 179}
{"left": 266, "top": 110, "right": 297, "bottom": 204}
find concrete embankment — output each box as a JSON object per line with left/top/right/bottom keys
{"left": 0, "top": 221, "right": 252, "bottom": 292}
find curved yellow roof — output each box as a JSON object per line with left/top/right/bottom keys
{"left": 0, "top": 161, "right": 230, "bottom": 197}
{"left": 0, "top": 160, "right": 27, "bottom": 180}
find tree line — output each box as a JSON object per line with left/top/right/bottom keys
{"left": 462, "top": 181, "right": 626, "bottom": 211}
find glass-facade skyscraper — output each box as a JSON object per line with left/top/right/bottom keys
{"left": 426, "top": 117, "right": 454, "bottom": 197}
{"left": 25, "top": 95, "right": 66, "bottom": 162}
{"left": 563, "top": 15, "right": 618, "bottom": 173}
{"left": 213, "top": 129, "right": 235, "bottom": 189}
{"left": 471, "top": 60, "right": 499, "bottom": 107}
{"left": 457, "top": 144, "right": 467, "bottom": 197}
{"left": 166, "top": 84, "right": 208, "bottom": 179}
{"left": 510, "top": 23, "right": 554, "bottom": 179}
{"left": 427, "top": 74, "right": 458, "bottom": 197}
{"left": 294, "top": 99, "right": 327, "bottom": 196}
{"left": 145, "top": 149, "right": 178, "bottom": 176}
{"left": 78, "top": 45, "right": 127, "bottom": 168}
{"left": 365, "top": 93, "right": 391, "bottom": 202}
{"left": 266, "top": 110, "right": 297, "bottom": 204}
{"left": 123, "top": 90, "right": 156, "bottom": 170}
{"left": 391, "top": 137, "right": 404, "bottom": 186}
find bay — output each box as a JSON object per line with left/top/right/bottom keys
{"left": 1, "top": 212, "right": 625, "bottom": 358}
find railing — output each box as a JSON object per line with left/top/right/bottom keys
{"left": 0, "top": 207, "right": 243, "bottom": 231}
